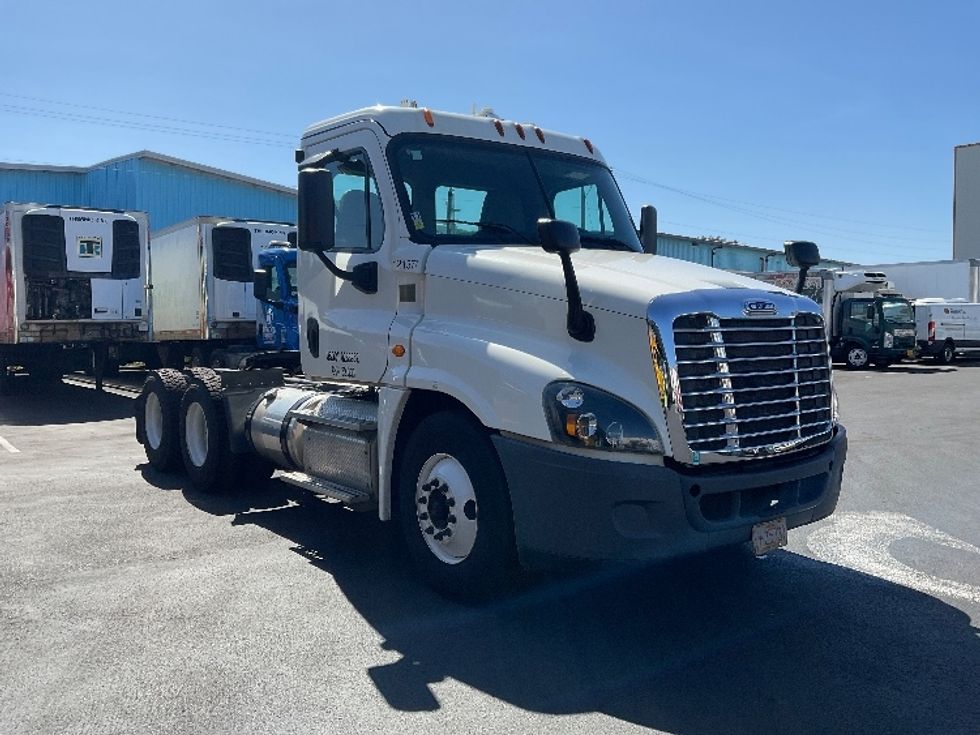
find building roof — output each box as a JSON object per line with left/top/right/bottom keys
{"left": 0, "top": 150, "right": 295, "bottom": 195}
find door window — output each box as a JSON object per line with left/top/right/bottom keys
{"left": 328, "top": 150, "right": 384, "bottom": 251}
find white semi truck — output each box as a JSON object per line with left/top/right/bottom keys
{"left": 147, "top": 216, "right": 296, "bottom": 367}
{"left": 0, "top": 203, "right": 149, "bottom": 393}
{"left": 136, "top": 106, "right": 846, "bottom": 599}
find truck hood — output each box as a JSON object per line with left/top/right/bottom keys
{"left": 425, "top": 245, "right": 785, "bottom": 318}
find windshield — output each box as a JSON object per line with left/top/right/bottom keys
{"left": 881, "top": 299, "right": 913, "bottom": 323}
{"left": 286, "top": 265, "right": 297, "bottom": 298}
{"left": 387, "top": 134, "right": 642, "bottom": 251}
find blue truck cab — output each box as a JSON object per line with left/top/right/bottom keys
{"left": 254, "top": 245, "right": 299, "bottom": 351}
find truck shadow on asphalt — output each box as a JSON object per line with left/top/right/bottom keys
{"left": 138, "top": 471, "right": 980, "bottom": 735}
{"left": 0, "top": 378, "right": 136, "bottom": 425}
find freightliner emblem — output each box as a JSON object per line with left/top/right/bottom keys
{"left": 743, "top": 299, "right": 778, "bottom": 316}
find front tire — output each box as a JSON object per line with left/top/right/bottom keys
{"left": 137, "top": 369, "right": 188, "bottom": 472}
{"left": 936, "top": 341, "right": 956, "bottom": 364}
{"left": 845, "top": 344, "right": 869, "bottom": 369}
{"left": 397, "top": 411, "right": 518, "bottom": 601}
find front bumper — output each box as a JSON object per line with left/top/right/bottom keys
{"left": 492, "top": 426, "right": 847, "bottom": 569}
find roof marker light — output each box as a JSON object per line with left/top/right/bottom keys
{"left": 534, "top": 127, "right": 545, "bottom": 143}
{"left": 583, "top": 138, "right": 594, "bottom": 154}
{"left": 515, "top": 123, "right": 526, "bottom": 140}
{"left": 423, "top": 108, "right": 435, "bottom": 127}
{"left": 493, "top": 119, "right": 505, "bottom": 136}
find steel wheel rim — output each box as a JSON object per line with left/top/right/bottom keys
{"left": 848, "top": 348, "right": 867, "bottom": 367}
{"left": 145, "top": 392, "right": 164, "bottom": 450}
{"left": 415, "top": 453, "right": 478, "bottom": 565}
{"left": 185, "top": 402, "right": 209, "bottom": 468}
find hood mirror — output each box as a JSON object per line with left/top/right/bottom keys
{"left": 537, "top": 218, "right": 594, "bottom": 342}
{"left": 784, "top": 240, "right": 821, "bottom": 295}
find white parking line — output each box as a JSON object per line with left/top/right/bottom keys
{"left": 807, "top": 511, "right": 980, "bottom": 604}
{"left": 0, "top": 435, "right": 20, "bottom": 453}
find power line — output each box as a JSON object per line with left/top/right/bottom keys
{"left": 616, "top": 169, "right": 948, "bottom": 244}
{"left": 0, "top": 91, "right": 295, "bottom": 140}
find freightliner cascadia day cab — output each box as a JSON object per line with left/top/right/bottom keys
{"left": 147, "top": 217, "right": 296, "bottom": 367}
{"left": 0, "top": 203, "right": 149, "bottom": 393}
{"left": 136, "top": 106, "right": 847, "bottom": 599}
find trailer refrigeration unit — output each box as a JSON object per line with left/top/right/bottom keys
{"left": 859, "top": 259, "right": 980, "bottom": 303}
{"left": 147, "top": 217, "right": 296, "bottom": 367}
{"left": 136, "top": 106, "right": 847, "bottom": 600}
{"left": 0, "top": 203, "right": 149, "bottom": 393}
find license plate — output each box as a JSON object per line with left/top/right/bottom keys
{"left": 751, "top": 517, "right": 788, "bottom": 556}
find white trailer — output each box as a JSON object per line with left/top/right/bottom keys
{"left": 860, "top": 259, "right": 980, "bottom": 302}
{"left": 148, "top": 216, "right": 295, "bottom": 365}
{"left": 912, "top": 299, "right": 980, "bottom": 362}
{"left": 136, "top": 106, "right": 846, "bottom": 600}
{"left": 0, "top": 203, "right": 149, "bottom": 392}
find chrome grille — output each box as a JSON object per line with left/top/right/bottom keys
{"left": 673, "top": 313, "right": 833, "bottom": 455}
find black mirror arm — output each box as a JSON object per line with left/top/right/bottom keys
{"left": 557, "top": 251, "right": 595, "bottom": 342}
{"left": 313, "top": 251, "right": 378, "bottom": 294}
{"left": 795, "top": 265, "right": 811, "bottom": 295}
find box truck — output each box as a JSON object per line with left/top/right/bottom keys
{"left": 747, "top": 269, "right": 916, "bottom": 369}
{"left": 147, "top": 217, "right": 296, "bottom": 367}
{"left": 912, "top": 299, "right": 980, "bottom": 362}
{"left": 859, "top": 259, "right": 980, "bottom": 302}
{"left": 135, "top": 106, "right": 846, "bottom": 599}
{"left": 0, "top": 203, "right": 149, "bottom": 393}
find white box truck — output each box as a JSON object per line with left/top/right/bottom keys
{"left": 148, "top": 217, "right": 296, "bottom": 366}
{"left": 0, "top": 203, "right": 149, "bottom": 393}
{"left": 860, "top": 259, "right": 980, "bottom": 302}
{"left": 912, "top": 299, "right": 980, "bottom": 362}
{"left": 136, "top": 106, "right": 846, "bottom": 600}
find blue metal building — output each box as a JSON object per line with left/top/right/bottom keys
{"left": 0, "top": 151, "right": 296, "bottom": 231}
{"left": 656, "top": 231, "right": 851, "bottom": 273}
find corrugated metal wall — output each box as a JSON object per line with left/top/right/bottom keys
{"left": 657, "top": 233, "right": 849, "bottom": 273}
{"left": 0, "top": 154, "right": 297, "bottom": 232}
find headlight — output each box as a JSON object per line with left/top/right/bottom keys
{"left": 884, "top": 333, "right": 894, "bottom": 348}
{"left": 543, "top": 382, "right": 663, "bottom": 454}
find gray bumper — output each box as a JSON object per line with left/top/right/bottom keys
{"left": 492, "top": 426, "right": 847, "bottom": 569}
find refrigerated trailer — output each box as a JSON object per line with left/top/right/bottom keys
{"left": 0, "top": 203, "right": 149, "bottom": 392}
{"left": 148, "top": 217, "right": 296, "bottom": 366}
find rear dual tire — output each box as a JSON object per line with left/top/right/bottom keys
{"left": 137, "top": 369, "right": 188, "bottom": 472}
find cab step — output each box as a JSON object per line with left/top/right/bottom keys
{"left": 278, "top": 470, "right": 372, "bottom": 505}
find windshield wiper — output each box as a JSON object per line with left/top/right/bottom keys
{"left": 434, "top": 218, "right": 535, "bottom": 245}
{"left": 577, "top": 234, "right": 636, "bottom": 252}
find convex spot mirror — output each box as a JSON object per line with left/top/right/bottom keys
{"left": 784, "top": 240, "right": 821, "bottom": 268}
{"left": 537, "top": 218, "right": 581, "bottom": 254}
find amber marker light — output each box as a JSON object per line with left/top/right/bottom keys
{"left": 515, "top": 123, "right": 526, "bottom": 139}
{"left": 392, "top": 344, "right": 406, "bottom": 357}
{"left": 423, "top": 108, "right": 435, "bottom": 127}
{"left": 534, "top": 127, "right": 545, "bottom": 143}
{"left": 493, "top": 119, "right": 505, "bottom": 136}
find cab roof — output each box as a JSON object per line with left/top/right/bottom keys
{"left": 301, "top": 106, "right": 605, "bottom": 163}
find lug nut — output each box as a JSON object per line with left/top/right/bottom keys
{"left": 424, "top": 526, "right": 434, "bottom": 535}
{"left": 447, "top": 498, "right": 456, "bottom": 507}
{"left": 417, "top": 496, "right": 427, "bottom": 505}
{"left": 418, "top": 512, "right": 428, "bottom": 521}
{"left": 447, "top": 515, "right": 456, "bottom": 524}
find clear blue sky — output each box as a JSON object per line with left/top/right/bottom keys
{"left": 1, "top": 0, "right": 976, "bottom": 264}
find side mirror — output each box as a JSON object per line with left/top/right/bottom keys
{"left": 537, "top": 218, "right": 581, "bottom": 254}
{"left": 784, "top": 240, "right": 821, "bottom": 268}
{"left": 639, "top": 204, "right": 658, "bottom": 254}
{"left": 784, "top": 240, "right": 821, "bottom": 295}
{"left": 298, "top": 168, "right": 335, "bottom": 252}
{"left": 253, "top": 268, "right": 269, "bottom": 301}
{"left": 536, "top": 218, "right": 594, "bottom": 342}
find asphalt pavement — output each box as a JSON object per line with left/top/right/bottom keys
{"left": 1, "top": 365, "right": 978, "bottom": 735}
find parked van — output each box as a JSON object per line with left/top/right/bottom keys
{"left": 912, "top": 299, "right": 980, "bottom": 363}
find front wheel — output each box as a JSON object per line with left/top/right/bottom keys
{"left": 936, "top": 342, "right": 956, "bottom": 364}
{"left": 397, "top": 411, "right": 518, "bottom": 601}
{"left": 845, "top": 345, "right": 870, "bottom": 369}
